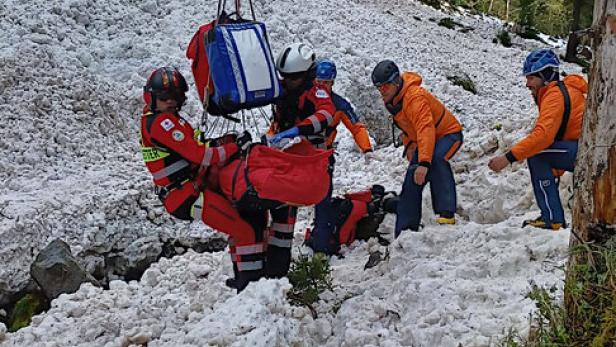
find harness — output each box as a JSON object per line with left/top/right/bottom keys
{"left": 555, "top": 81, "right": 571, "bottom": 142}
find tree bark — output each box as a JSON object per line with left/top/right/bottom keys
{"left": 570, "top": 0, "right": 616, "bottom": 244}
{"left": 565, "top": 0, "right": 585, "bottom": 62}
{"left": 566, "top": 0, "right": 616, "bottom": 325}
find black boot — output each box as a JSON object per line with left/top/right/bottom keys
{"left": 235, "top": 269, "right": 265, "bottom": 292}
{"left": 265, "top": 245, "right": 292, "bottom": 278}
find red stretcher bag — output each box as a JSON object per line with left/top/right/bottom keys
{"left": 218, "top": 144, "right": 333, "bottom": 206}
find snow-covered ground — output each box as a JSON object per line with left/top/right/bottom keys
{"left": 0, "top": 0, "right": 584, "bottom": 345}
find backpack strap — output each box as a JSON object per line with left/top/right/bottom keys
{"left": 555, "top": 81, "right": 571, "bottom": 142}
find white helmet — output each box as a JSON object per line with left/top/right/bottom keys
{"left": 276, "top": 43, "right": 316, "bottom": 74}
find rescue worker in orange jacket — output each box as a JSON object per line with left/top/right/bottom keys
{"left": 488, "top": 49, "right": 587, "bottom": 230}
{"left": 315, "top": 59, "right": 373, "bottom": 157}
{"left": 372, "top": 60, "right": 463, "bottom": 236}
{"left": 267, "top": 43, "right": 337, "bottom": 264}
{"left": 140, "top": 67, "right": 264, "bottom": 291}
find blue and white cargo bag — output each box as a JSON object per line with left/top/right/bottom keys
{"left": 206, "top": 21, "right": 281, "bottom": 114}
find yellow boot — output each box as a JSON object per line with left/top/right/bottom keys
{"left": 436, "top": 215, "right": 455, "bottom": 225}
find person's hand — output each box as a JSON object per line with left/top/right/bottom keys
{"left": 488, "top": 155, "right": 509, "bottom": 173}
{"left": 414, "top": 166, "right": 428, "bottom": 185}
{"left": 363, "top": 151, "right": 375, "bottom": 164}
{"left": 236, "top": 131, "right": 252, "bottom": 152}
{"left": 269, "top": 127, "right": 299, "bottom": 144}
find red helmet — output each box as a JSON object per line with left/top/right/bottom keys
{"left": 143, "top": 67, "right": 188, "bottom": 111}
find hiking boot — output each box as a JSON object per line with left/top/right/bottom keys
{"left": 522, "top": 216, "right": 565, "bottom": 230}
{"left": 225, "top": 277, "right": 237, "bottom": 289}
{"left": 436, "top": 216, "right": 456, "bottom": 225}
{"left": 435, "top": 212, "right": 455, "bottom": 225}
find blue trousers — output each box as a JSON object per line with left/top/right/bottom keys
{"left": 395, "top": 132, "right": 463, "bottom": 236}
{"left": 527, "top": 141, "right": 578, "bottom": 226}
{"left": 309, "top": 157, "right": 337, "bottom": 254}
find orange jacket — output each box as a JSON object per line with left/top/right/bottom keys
{"left": 325, "top": 92, "right": 372, "bottom": 152}
{"left": 391, "top": 72, "right": 462, "bottom": 164}
{"left": 508, "top": 75, "right": 587, "bottom": 162}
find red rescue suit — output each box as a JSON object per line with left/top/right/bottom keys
{"left": 140, "top": 109, "right": 266, "bottom": 277}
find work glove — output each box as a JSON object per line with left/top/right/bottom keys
{"left": 236, "top": 131, "right": 252, "bottom": 152}
{"left": 269, "top": 127, "right": 299, "bottom": 144}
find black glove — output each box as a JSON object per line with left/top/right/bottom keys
{"left": 236, "top": 131, "right": 252, "bottom": 152}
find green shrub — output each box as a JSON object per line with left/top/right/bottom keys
{"left": 8, "top": 293, "right": 48, "bottom": 332}
{"left": 287, "top": 253, "right": 333, "bottom": 307}
{"left": 503, "top": 238, "right": 616, "bottom": 346}
{"left": 496, "top": 30, "right": 512, "bottom": 48}
{"left": 447, "top": 73, "right": 477, "bottom": 94}
{"left": 438, "top": 17, "right": 456, "bottom": 29}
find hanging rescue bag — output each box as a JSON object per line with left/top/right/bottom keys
{"left": 205, "top": 21, "right": 281, "bottom": 114}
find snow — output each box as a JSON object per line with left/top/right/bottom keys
{"left": 0, "top": 0, "right": 584, "bottom": 346}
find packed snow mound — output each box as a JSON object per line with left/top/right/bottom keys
{"left": 0, "top": 0, "right": 584, "bottom": 344}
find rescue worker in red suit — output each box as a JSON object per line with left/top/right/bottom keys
{"left": 304, "top": 58, "right": 376, "bottom": 254}
{"left": 267, "top": 42, "right": 336, "bottom": 262}
{"left": 140, "top": 67, "right": 263, "bottom": 292}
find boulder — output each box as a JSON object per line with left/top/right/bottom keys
{"left": 30, "top": 239, "right": 99, "bottom": 300}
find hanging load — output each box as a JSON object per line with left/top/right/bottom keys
{"left": 205, "top": 20, "right": 281, "bottom": 114}
{"left": 186, "top": 18, "right": 218, "bottom": 112}
{"left": 186, "top": 0, "right": 281, "bottom": 116}
{"left": 217, "top": 143, "right": 333, "bottom": 207}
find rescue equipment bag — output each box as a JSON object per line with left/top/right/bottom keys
{"left": 205, "top": 21, "right": 281, "bottom": 114}
{"left": 218, "top": 144, "right": 333, "bottom": 206}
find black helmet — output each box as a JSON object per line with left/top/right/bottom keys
{"left": 143, "top": 67, "right": 188, "bottom": 111}
{"left": 371, "top": 60, "right": 400, "bottom": 86}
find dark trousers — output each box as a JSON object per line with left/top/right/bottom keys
{"left": 395, "top": 132, "right": 463, "bottom": 236}
{"left": 527, "top": 141, "right": 578, "bottom": 226}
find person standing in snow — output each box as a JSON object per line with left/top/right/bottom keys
{"left": 140, "top": 66, "right": 264, "bottom": 291}
{"left": 488, "top": 49, "right": 587, "bottom": 230}
{"left": 371, "top": 60, "right": 463, "bottom": 237}
{"left": 304, "top": 58, "right": 376, "bottom": 254}
{"left": 267, "top": 42, "right": 337, "bottom": 258}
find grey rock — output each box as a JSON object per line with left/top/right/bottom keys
{"left": 30, "top": 239, "right": 99, "bottom": 300}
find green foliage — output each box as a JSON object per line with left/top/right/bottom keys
{"left": 502, "top": 239, "right": 616, "bottom": 346}
{"left": 443, "top": 0, "right": 593, "bottom": 36}
{"left": 438, "top": 17, "right": 457, "bottom": 29}
{"left": 447, "top": 73, "right": 477, "bottom": 94}
{"left": 418, "top": 0, "right": 441, "bottom": 10}
{"left": 287, "top": 253, "right": 333, "bottom": 307}
{"left": 496, "top": 29, "right": 513, "bottom": 47}
{"left": 8, "top": 293, "right": 48, "bottom": 332}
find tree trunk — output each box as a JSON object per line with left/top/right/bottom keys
{"left": 565, "top": 0, "right": 585, "bottom": 62}
{"left": 566, "top": 0, "right": 616, "bottom": 316}
{"left": 505, "top": 0, "right": 510, "bottom": 21}
{"left": 488, "top": 0, "right": 494, "bottom": 14}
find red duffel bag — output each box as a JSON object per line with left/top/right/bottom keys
{"left": 218, "top": 144, "right": 333, "bottom": 206}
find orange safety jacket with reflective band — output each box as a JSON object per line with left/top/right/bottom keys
{"left": 508, "top": 75, "right": 587, "bottom": 162}
{"left": 391, "top": 72, "right": 462, "bottom": 164}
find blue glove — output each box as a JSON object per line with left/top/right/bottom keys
{"left": 270, "top": 127, "right": 299, "bottom": 144}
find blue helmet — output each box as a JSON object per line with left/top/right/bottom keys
{"left": 315, "top": 59, "right": 337, "bottom": 81}
{"left": 523, "top": 48, "right": 560, "bottom": 77}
